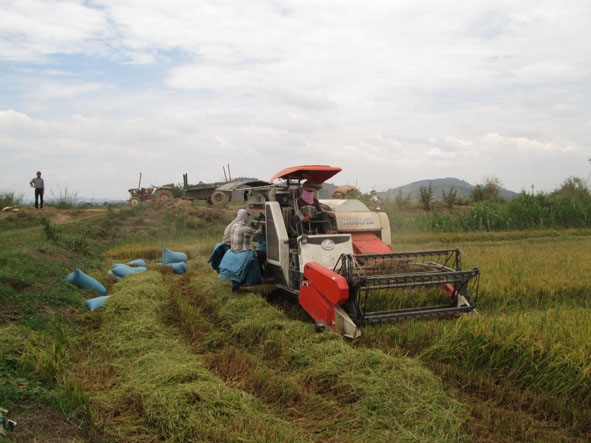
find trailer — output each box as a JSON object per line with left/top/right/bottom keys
{"left": 182, "top": 174, "right": 223, "bottom": 203}
{"left": 183, "top": 173, "right": 268, "bottom": 205}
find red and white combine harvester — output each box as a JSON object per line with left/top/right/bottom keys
{"left": 246, "top": 165, "right": 480, "bottom": 339}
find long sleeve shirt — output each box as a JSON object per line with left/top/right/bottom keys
{"left": 229, "top": 223, "right": 263, "bottom": 253}
{"left": 295, "top": 197, "right": 323, "bottom": 221}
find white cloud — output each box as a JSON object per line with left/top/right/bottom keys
{"left": 0, "top": 0, "right": 108, "bottom": 61}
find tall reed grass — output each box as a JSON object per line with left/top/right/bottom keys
{"left": 386, "top": 186, "right": 591, "bottom": 233}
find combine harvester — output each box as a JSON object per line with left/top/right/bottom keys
{"left": 246, "top": 165, "right": 480, "bottom": 339}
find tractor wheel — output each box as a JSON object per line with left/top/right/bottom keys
{"left": 156, "top": 190, "right": 174, "bottom": 202}
{"left": 210, "top": 191, "right": 228, "bottom": 205}
{"left": 129, "top": 197, "right": 141, "bottom": 206}
{"left": 332, "top": 191, "right": 345, "bottom": 199}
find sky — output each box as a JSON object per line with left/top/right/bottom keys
{"left": 1, "top": 0, "right": 590, "bottom": 202}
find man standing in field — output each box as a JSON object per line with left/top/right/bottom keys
{"left": 29, "top": 171, "right": 44, "bottom": 209}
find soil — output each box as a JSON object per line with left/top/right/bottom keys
{"left": 6, "top": 404, "right": 87, "bottom": 443}
{"left": 0, "top": 200, "right": 235, "bottom": 225}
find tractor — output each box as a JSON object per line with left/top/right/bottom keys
{"left": 128, "top": 173, "right": 174, "bottom": 206}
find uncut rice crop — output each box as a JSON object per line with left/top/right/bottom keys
{"left": 420, "top": 309, "right": 591, "bottom": 434}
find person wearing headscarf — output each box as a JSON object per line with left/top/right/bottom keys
{"left": 295, "top": 181, "right": 333, "bottom": 234}
{"left": 208, "top": 209, "right": 241, "bottom": 272}
{"left": 222, "top": 210, "right": 241, "bottom": 245}
{"left": 228, "top": 209, "right": 258, "bottom": 252}
{"left": 218, "top": 209, "right": 263, "bottom": 291}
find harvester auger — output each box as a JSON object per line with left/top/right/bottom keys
{"left": 243, "top": 165, "right": 480, "bottom": 339}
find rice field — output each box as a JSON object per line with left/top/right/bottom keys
{"left": 2, "top": 203, "right": 591, "bottom": 441}
{"left": 94, "top": 217, "right": 591, "bottom": 440}
{"left": 361, "top": 230, "right": 591, "bottom": 439}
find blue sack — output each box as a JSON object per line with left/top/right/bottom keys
{"left": 168, "top": 262, "right": 187, "bottom": 274}
{"left": 66, "top": 269, "right": 107, "bottom": 296}
{"left": 111, "top": 264, "right": 147, "bottom": 279}
{"left": 107, "top": 270, "right": 121, "bottom": 281}
{"left": 162, "top": 247, "right": 188, "bottom": 264}
{"left": 127, "top": 259, "right": 147, "bottom": 267}
{"left": 85, "top": 295, "right": 110, "bottom": 311}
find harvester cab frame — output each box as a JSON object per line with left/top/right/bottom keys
{"left": 245, "top": 165, "right": 480, "bottom": 339}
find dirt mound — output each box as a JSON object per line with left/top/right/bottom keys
{"left": 151, "top": 199, "right": 231, "bottom": 222}
{"left": 0, "top": 206, "right": 100, "bottom": 224}
{"left": 0, "top": 200, "right": 236, "bottom": 225}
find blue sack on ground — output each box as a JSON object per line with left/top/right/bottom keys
{"left": 108, "top": 270, "right": 121, "bottom": 282}
{"left": 66, "top": 269, "right": 107, "bottom": 296}
{"left": 167, "top": 262, "right": 187, "bottom": 274}
{"left": 111, "top": 264, "right": 147, "bottom": 279}
{"left": 127, "top": 259, "right": 147, "bottom": 267}
{"left": 162, "top": 247, "right": 188, "bottom": 264}
{"left": 85, "top": 295, "right": 110, "bottom": 311}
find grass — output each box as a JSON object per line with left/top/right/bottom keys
{"left": 163, "top": 271, "right": 468, "bottom": 442}
{"left": 79, "top": 271, "right": 301, "bottom": 442}
{"left": 1, "top": 201, "right": 591, "bottom": 441}
{"left": 0, "top": 190, "right": 24, "bottom": 210}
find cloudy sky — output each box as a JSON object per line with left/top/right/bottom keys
{"left": 1, "top": 1, "right": 589, "bottom": 201}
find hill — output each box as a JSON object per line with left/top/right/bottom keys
{"left": 377, "top": 177, "right": 519, "bottom": 202}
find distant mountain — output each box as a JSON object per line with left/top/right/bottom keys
{"left": 377, "top": 178, "right": 519, "bottom": 202}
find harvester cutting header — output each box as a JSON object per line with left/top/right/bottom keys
{"left": 243, "top": 165, "right": 480, "bottom": 339}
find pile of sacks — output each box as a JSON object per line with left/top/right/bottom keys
{"left": 108, "top": 259, "right": 148, "bottom": 281}
{"left": 66, "top": 247, "right": 188, "bottom": 311}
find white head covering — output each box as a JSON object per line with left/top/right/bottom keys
{"left": 236, "top": 208, "right": 249, "bottom": 224}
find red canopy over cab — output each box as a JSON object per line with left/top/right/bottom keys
{"left": 269, "top": 165, "right": 342, "bottom": 185}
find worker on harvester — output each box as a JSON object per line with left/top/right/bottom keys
{"left": 218, "top": 209, "right": 263, "bottom": 291}
{"left": 208, "top": 209, "right": 242, "bottom": 272}
{"left": 294, "top": 181, "right": 335, "bottom": 234}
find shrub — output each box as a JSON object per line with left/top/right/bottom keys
{"left": 0, "top": 190, "right": 24, "bottom": 210}
{"left": 49, "top": 186, "right": 79, "bottom": 209}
